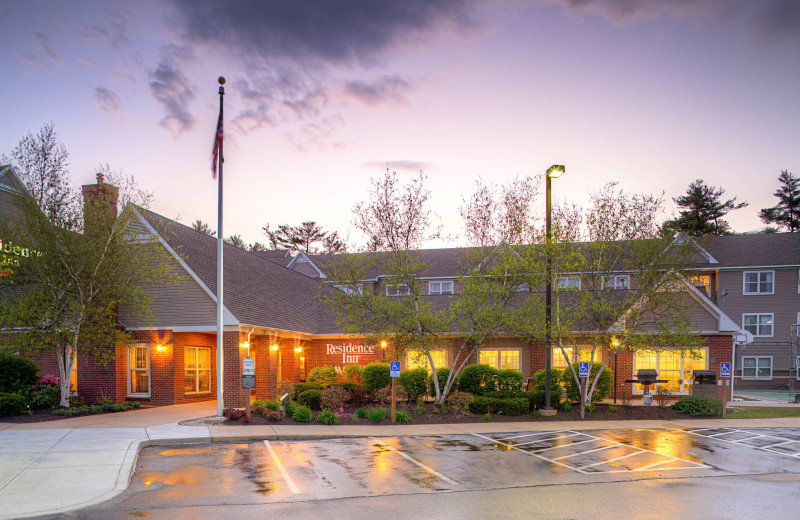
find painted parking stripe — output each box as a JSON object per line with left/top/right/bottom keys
{"left": 371, "top": 438, "right": 459, "bottom": 485}
{"left": 471, "top": 433, "right": 589, "bottom": 474}
{"left": 538, "top": 438, "right": 603, "bottom": 454}
{"left": 514, "top": 433, "right": 581, "bottom": 446}
{"left": 499, "top": 430, "right": 570, "bottom": 442}
{"left": 552, "top": 443, "right": 617, "bottom": 460}
{"left": 263, "top": 441, "right": 300, "bottom": 494}
{"left": 678, "top": 428, "right": 800, "bottom": 459}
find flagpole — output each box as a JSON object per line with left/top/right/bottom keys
{"left": 215, "top": 76, "right": 225, "bottom": 419}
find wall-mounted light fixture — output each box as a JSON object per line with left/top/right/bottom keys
{"left": 294, "top": 346, "right": 302, "bottom": 353}
{"left": 270, "top": 344, "right": 279, "bottom": 352}
{"left": 156, "top": 344, "right": 164, "bottom": 352}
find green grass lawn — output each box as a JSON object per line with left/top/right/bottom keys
{"left": 727, "top": 407, "right": 800, "bottom": 419}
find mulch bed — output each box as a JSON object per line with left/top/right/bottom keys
{"left": 0, "top": 406, "right": 150, "bottom": 424}
{"left": 215, "top": 402, "right": 695, "bottom": 426}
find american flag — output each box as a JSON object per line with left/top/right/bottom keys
{"left": 211, "top": 110, "right": 223, "bottom": 178}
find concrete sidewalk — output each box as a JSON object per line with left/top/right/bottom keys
{"left": 2, "top": 402, "right": 799, "bottom": 519}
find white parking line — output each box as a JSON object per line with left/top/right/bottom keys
{"left": 515, "top": 433, "right": 581, "bottom": 446}
{"left": 579, "top": 450, "right": 643, "bottom": 470}
{"left": 552, "top": 444, "right": 616, "bottom": 460}
{"left": 371, "top": 438, "right": 460, "bottom": 485}
{"left": 678, "top": 428, "right": 800, "bottom": 459}
{"left": 538, "top": 438, "right": 602, "bottom": 454}
{"left": 499, "top": 430, "right": 569, "bottom": 442}
{"left": 263, "top": 440, "right": 300, "bottom": 494}
{"left": 471, "top": 433, "right": 589, "bottom": 474}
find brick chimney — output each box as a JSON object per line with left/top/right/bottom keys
{"left": 82, "top": 173, "right": 119, "bottom": 234}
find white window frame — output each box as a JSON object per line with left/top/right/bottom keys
{"left": 602, "top": 275, "right": 630, "bottom": 290}
{"left": 632, "top": 348, "right": 708, "bottom": 395}
{"left": 127, "top": 343, "right": 151, "bottom": 397}
{"left": 334, "top": 284, "right": 363, "bottom": 296}
{"left": 479, "top": 348, "right": 521, "bottom": 372}
{"left": 742, "top": 313, "right": 774, "bottom": 337}
{"left": 386, "top": 284, "right": 410, "bottom": 296}
{"left": 557, "top": 275, "right": 581, "bottom": 290}
{"left": 741, "top": 356, "right": 773, "bottom": 380}
{"left": 428, "top": 281, "right": 454, "bottom": 295}
{"left": 406, "top": 349, "right": 447, "bottom": 373}
{"left": 743, "top": 270, "right": 774, "bottom": 295}
{"left": 796, "top": 355, "right": 800, "bottom": 381}
{"left": 184, "top": 346, "right": 211, "bottom": 395}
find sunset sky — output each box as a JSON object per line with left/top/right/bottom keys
{"left": 1, "top": 0, "right": 798, "bottom": 248}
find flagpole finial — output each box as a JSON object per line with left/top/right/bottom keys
{"left": 218, "top": 76, "right": 226, "bottom": 85}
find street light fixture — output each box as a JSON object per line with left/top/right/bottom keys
{"left": 542, "top": 164, "right": 565, "bottom": 416}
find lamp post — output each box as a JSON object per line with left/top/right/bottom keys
{"left": 542, "top": 164, "right": 565, "bottom": 416}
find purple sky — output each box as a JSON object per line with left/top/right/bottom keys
{"left": 1, "top": 0, "right": 798, "bottom": 247}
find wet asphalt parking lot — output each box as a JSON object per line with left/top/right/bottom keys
{"left": 57, "top": 427, "right": 800, "bottom": 520}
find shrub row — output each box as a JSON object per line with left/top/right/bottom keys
{"left": 468, "top": 396, "right": 529, "bottom": 416}
{"left": 673, "top": 396, "right": 722, "bottom": 416}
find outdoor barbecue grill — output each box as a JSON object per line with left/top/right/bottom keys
{"left": 625, "top": 368, "right": 668, "bottom": 395}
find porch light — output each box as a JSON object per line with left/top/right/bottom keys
{"left": 156, "top": 344, "right": 164, "bottom": 352}
{"left": 241, "top": 341, "right": 250, "bottom": 350}
{"left": 270, "top": 344, "right": 279, "bottom": 351}
{"left": 381, "top": 341, "right": 387, "bottom": 349}
{"left": 610, "top": 337, "right": 620, "bottom": 348}
{"left": 294, "top": 346, "right": 302, "bottom": 353}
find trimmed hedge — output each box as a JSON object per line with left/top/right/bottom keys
{"left": 399, "top": 368, "right": 428, "bottom": 401}
{"left": 496, "top": 369, "right": 524, "bottom": 392}
{"left": 562, "top": 363, "right": 612, "bottom": 403}
{"left": 485, "top": 390, "right": 538, "bottom": 412}
{"left": 327, "top": 382, "right": 358, "bottom": 393}
{"left": 458, "top": 364, "right": 497, "bottom": 396}
{"left": 306, "top": 366, "right": 339, "bottom": 386}
{"left": 0, "top": 393, "right": 27, "bottom": 417}
{"left": 253, "top": 399, "right": 280, "bottom": 412}
{"left": 673, "top": 396, "right": 723, "bottom": 416}
{"left": 292, "top": 382, "right": 323, "bottom": 399}
{"left": 297, "top": 389, "right": 322, "bottom": 410}
{"left": 361, "top": 362, "right": 390, "bottom": 396}
{"left": 0, "top": 351, "right": 38, "bottom": 393}
{"left": 468, "top": 396, "right": 529, "bottom": 416}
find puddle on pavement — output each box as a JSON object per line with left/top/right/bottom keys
{"left": 600, "top": 429, "right": 708, "bottom": 463}
{"left": 233, "top": 444, "right": 277, "bottom": 495}
{"left": 157, "top": 447, "right": 214, "bottom": 457}
{"left": 138, "top": 465, "right": 213, "bottom": 488}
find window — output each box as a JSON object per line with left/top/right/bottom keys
{"left": 742, "top": 356, "right": 772, "bottom": 380}
{"left": 69, "top": 349, "right": 77, "bottom": 394}
{"left": 633, "top": 348, "right": 707, "bottom": 393}
{"left": 429, "top": 281, "right": 454, "bottom": 295}
{"left": 335, "top": 284, "right": 363, "bottom": 295}
{"left": 407, "top": 350, "right": 447, "bottom": 373}
{"left": 690, "top": 274, "right": 712, "bottom": 296}
{"left": 386, "top": 284, "right": 410, "bottom": 296}
{"left": 743, "top": 313, "right": 774, "bottom": 337}
{"left": 557, "top": 275, "right": 581, "bottom": 290}
{"left": 552, "top": 347, "right": 573, "bottom": 369}
{"left": 479, "top": 349, "right": 521, "bottom": 371}
{"left": 796, "top": 356, "right": 800, "bottom": 381}
{"left": 603, "top": 275, "right": 630, "bottom": 290}
{"left": 184, "top": 346, "right": 211, "bottom": 394}
{"left": 743, "top": 271, "right": 774, "bottom": 294}
{"left": 552, "top": 347, "right": 601, "bottom": 369}
{"left": 128, "top": 344, "right": 150, "bottom": 397}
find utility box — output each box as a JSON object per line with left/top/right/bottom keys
{"left": 691, "top": 370, "right": 718, "bottom": 399}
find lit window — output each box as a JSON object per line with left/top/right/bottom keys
{"left": 552, "top": 347, "right": 573, "bottom": 369}
{"left": 690, "top": 274, "right": 712, "bottom": 296}
{"left": 386, "top": 284, "right": 410, "bottom": 296}
{"left": 128, "top": 344, "right": 150, "bottom": 397}
{"left": 742, "top": 356, "right": 772, "bottom": 380}
{"left": 743, "top": 271, "right": 774, "bottom": 295}
{"left": 69, "top": 348, "right": 78, "bottom": 394}
{"left": 335, "top": 284, "right": 363, "bottom": 295}
{"left": 185, "top": 346, "right": 211, "bottom": 393}
{"left": 557, "top": 275, "right": 581, "bottom": 290}
{"left": 743, "top": 313, "right": 773, "bottom": 337}
{"left": 479, "top": 349, "right": 521, "bottom": 371}
{"left": 407, "top": 350, "right": 447, "bottom": 373}
{"left": 602, "top": 275, "right": 630, "bottom": 290}
{"left": 633, "top": 348, "right": 707, "bottom": 393}
{"left": 429, "top": 281, "right": 454, "bottom": 295}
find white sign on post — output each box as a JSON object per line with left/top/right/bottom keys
{"left": 243, "top": 357, "right": 255, "bottom": 376}
{"left": 578, "top": 362, "right": 590, "bottom": 378}
{"left": 390, "top": 361, "right": 401, "bottom": 377}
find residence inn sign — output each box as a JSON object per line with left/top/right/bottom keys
{"left": 325, "top": 343, "right": 375, "bottom": 364}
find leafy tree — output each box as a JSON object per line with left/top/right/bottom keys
{"left": 263, "top": 221, "right": 347, "bottom": 254}
{"left": 664, "top": 179, "right": 747, "bottom": 235}
{"left": 225, "top": 234, "right": 245, "bottom": 248}
{"left": 532, "top": 183, "right": 702, "bottom": 418}
{"left": 759, "top": 170, "right": 800, "bottom": 232}
{"left": 191, "top": 220, "right": 215, "bottom": 236}
{"left": 0, "top": 125, "right": 178, "bottom": 407}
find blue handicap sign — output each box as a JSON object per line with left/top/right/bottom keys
{"left": 720, "top": 362, "right": 731, "bottom": 378}
{"left": 578, "top": 362, "right": 590, "bottom": 378}
{"left": 390, "top": 361, "right": 401, "bottom": 377}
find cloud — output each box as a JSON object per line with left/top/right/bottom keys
{"left": 343, "top": 76, "right": 411, "bottom": 106}
{"left": 80, "top": 59, "right": 99, "bottom": 67}
{"left": 94, "top": 87, "right": 122, "bottom": 114}
{"left": 148, "top": 46, "right": 196, "bottom": 136}
{"left": 756, "top": 0, "right": 800, "bottom": 45}
{"left": 35, "top": 32, "right": 65, "bottom": 65}
{"left": 283, "top": 115, "right": 347, "bottom": 152}
{"left": 363, "top": 160, "right": 431, "bottom": 172}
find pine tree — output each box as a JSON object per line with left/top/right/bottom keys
{"left": 759, "top": 170, "right": 800, "bottom": 232}
{"left": 262, "top": 221, "right": 345, "bottom": 254}
{"left": 191, "top": 220, "right": 215, "bottom": 236}
{"left": 665, "top": 179, "right": 747, "bottom": 236}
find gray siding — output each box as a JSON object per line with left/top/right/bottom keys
{"left": 683, "top": 294, "right": 720, "bottom": 332}
{"left": 120, "top": 253, "right": 216, "bottom": 328}
{"left": 290, "top": 259, "right": 321, "bottom": 278}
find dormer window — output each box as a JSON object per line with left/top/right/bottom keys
{"left": 386, "top": 284, "right": 410, "bottom": 296}
{"left": 429, "top": 281, "right": 454, "bottom": 295}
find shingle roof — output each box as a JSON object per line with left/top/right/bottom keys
{"left": 702, "top": 233, "right": 799, "bottom": 268}
{"left": 138, "top": 208, "right": 337, "bottom": 334}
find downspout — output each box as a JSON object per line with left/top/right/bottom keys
{"left": 731, "top": 335, "right": 736, "bottom": 401}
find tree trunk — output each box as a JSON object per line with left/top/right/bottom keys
{"left": 57, "top": 345, "right": 70, "bottom": 408}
